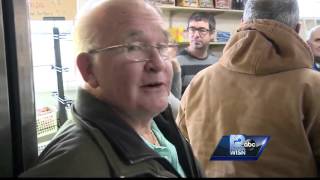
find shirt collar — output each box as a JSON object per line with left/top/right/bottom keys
{"left": 73, "top": 88, "right": 160, "bottom": 164}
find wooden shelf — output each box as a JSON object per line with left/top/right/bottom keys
{"left": 210, "top": 42, "right": 227, "bottom": 45}
{"left": 178, "top": 41, "right": 227, "bottom": 45}
{"left": 159, "top": 5, "right": 244, "bottom": 15}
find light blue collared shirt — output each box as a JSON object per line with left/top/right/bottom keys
{"left": 141, "top": 120, "right": 186, "bottom": 177}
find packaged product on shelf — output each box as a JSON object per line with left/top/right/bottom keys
{"left": 216, "top": 31, "right": 231, "bottom": 42}
{"left": 199, "top": 0, "right": 214, "bottom": 8}
{"left": 177, "top": 0, "right": 200, "bottom": 7}
{"left": 146, "top": 0, "right": 175, "bottom": 6}
{"left": 232, "top": 0, "right": 245, "bottom": 10}
{"left": 168, "top": 26, "right": 187, "bottom": 43}
{"left": 214, "top": 0, "right": 232, "bottom": 9}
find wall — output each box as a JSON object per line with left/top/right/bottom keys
{"left": 300, "top": 18, "right": 320, "bottom": 40}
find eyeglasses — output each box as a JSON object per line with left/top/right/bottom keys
{"left": 88, "top": 42, "right": 178, "bottom": 62}
{"left": 187, "top": 27, "right": 211, "bottom": 37}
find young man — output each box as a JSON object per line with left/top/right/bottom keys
{"left": 177, "top": 12, "right": 219, "bottom": 98}
{"left": 20, "top": 0, "right": 202, "bottom": 177}
{"left": 177, "top": 0, "right": 320, "bottom": 177}
{"left": 307, "top": 25, "right": 320, "bottom": 71}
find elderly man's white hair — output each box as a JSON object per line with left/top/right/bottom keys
{"left": 307, "top": 25, "right": 320, "bottom": 42}
{"left": 243, "top": 0, "right": 299, "bottom": 28}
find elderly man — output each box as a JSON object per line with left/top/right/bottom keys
{"left": 20, "top": 0, "right": 202, "bottom": 177}
{"left": 177, "top": 0, "right": 320, "bottom": 177}
{"left": 307, "top": 25, "right": 320, "bottom": 71}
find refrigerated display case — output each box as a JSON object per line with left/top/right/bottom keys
{"left": 30, "top": 20, "right": 78, "bottom": 154}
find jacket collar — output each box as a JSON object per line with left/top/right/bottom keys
{"left": 220, "top": 19, "right": 313, "bottom": 75}
{"left": 72, "top": 88, "right": 161, "bottom": 164}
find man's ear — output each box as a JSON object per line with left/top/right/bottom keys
{"left": 295, "top": 23, "right": 301, "bottom": 33}
{"left": 76, "top": 52, "right": 99, "bottom": 88}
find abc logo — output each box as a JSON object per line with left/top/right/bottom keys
{"left": 243, "top": 139, "right": 256, "bottom": 148}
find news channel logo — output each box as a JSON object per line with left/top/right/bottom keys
{"left": 210, "top": 134, "right": 270, "bottom": 161}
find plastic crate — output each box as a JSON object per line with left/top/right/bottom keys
{"left": 36, "top": 107, "right": 58, "bottom": 138}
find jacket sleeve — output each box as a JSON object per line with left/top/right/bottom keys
{"left": 19, "top": 147, "right": 112, "bottom": 177}
{"left": 168, "top": 92, "right": 180, "bottom": 119}
{"left": 19, "top": 123, "right": 112, "bottom": 177}
{"left": 171, "top": 69, "right": 182, "bottom": 99}
{"left": 305, "top": 83, "right": 320, "bottom": 175}
{"left": 309, "top": 117, "right": 320, "bottom": 174}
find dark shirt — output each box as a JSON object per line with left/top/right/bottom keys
{"left": 313, "top": 56, "right": 320, "bottom": 71}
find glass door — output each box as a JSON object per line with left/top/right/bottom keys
{"left": 28, "top": 0, "right": 79, "bottom": 155}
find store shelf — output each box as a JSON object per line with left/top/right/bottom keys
{"left": 160, "top": 5, "right": 243, "bottom": 28}
{"left": 159, "top": 5, "right": 244, "bottom": 15}
{"left": 178, "top": 41, "right": 227, "bottom": 45}
{"left": 210, "top": 41, "right": 227, "bottom": 45}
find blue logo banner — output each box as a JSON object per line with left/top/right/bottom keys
{"left": 210, "top": 134, "right": 270, "bottom": 161}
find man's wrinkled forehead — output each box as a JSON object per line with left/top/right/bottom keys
{"left": 124, "top": 29, "right": 169, "bottom": 42}
{"left": 189, "top": 20, "right": 209, "bottom": 27}
{"left": 95, "top": 1, "right": 166, "bottom": 38}
{"left": 94, "top": 1, "right": 163, "bottom": 26}
{"left": 76, "top": 0, "right": 167, "bottom": 46}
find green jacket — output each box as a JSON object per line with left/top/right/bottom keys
{"left": 21, "top": 88, "right": 203, "bottom": 177}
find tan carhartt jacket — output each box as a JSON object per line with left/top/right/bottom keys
{"left": 177, "top": 19, "right": 320, "bottom": 177}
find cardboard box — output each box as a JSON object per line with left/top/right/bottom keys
{"left": 214, "top": 0, "right": 232, "bottom": 9}
{"left": 177, "top": 0, "right": 200, "bottom": 7}
{"left": 199, "top": 0, "right": 214, "bottom": 8}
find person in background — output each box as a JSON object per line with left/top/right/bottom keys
{"left": 177, "top": 11, "right": 219, "bottom": 98}
{"left": 169, "top": 62, "right": 181, "bottom": 118}
{"left": 168, "top": 91, "right": 180, "bottom": 118}
{"left": 171, "top": 56, "right": 182, "bottom": 99}
{"left": 168, "top": 44, "right": 181, "bottom": 118}
{"left": 177, "top": 0, "right": 320, "bottom": 177}
{"left": 20, "top": 0, "right": 202, "bottom": 177}
{"left": 307, "top": 25, "right": 320, "bottom": 71}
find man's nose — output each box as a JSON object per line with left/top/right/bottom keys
{"left": 193, "top": 30, "right": 201, "bottom": 37}
{"left": 145, "top": 48, "right": 166, "bottom": 72}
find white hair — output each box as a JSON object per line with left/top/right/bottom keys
{"left": 307, "top": 25, "right": 320, "bottom": 42}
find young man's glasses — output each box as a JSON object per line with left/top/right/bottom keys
{"left": 187, "top": 27, "right": 211, "bottom": 37}
{"left": 88, "top": 42, "right": 178, "bottom": 62}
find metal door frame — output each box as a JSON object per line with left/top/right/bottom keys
{"left": 0, "top": 0, "right": 37, "bottom": 177}
{"left": 0, "top": 0, "right": 13, "bottom": 177}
